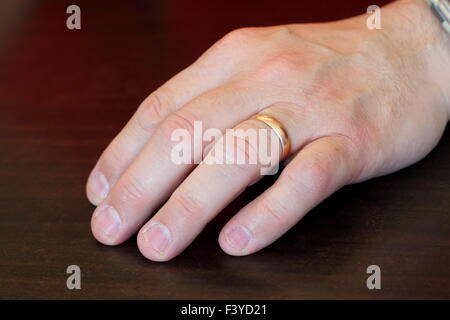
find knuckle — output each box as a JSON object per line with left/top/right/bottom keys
{"left": 221, "top": 27, "right": 256, "bottom": 45}
{"left": 156, "top": 109, "right": 198, "bottom": 162}
{"left": 338, "top": 118, "right": 378, "bottom": 179}
{"left": 333, "top": 134, "right": 365, "bottom": 182}
{"left": 284, "top": 153, "right": 332, "bottom": 196}
{"left": 199, "top": 27, "right": 259, "bottom": 67}
{"left": 100, "top": 143, "right": 127, "bottom": 173}
{"left": 274, "top": 25, "right": 298, "bottom": 39}
{"left": 251, "top": 54, "right": 302, "bottom": 82}
{"left": 258, "top": 199, "right": 289, "bottom": 230}
{"left": 206, "top": 28, "right": 258, "bottom": 57}
{"left": 162, "top": 110, "right": 196, "bottom": 136}
{"left": 170, "top": 192, "right": 204, "bottom": 223}
{"left": 137, "top": 92, "right": 168, "bottom": 132}
{"left": 118, "top": 174, "right": 148, "bottom": 204}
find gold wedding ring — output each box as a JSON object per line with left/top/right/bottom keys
{"left": 250, "top": 114, "right": 291, "bottom": 160}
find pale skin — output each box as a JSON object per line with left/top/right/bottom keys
{"left": 86, "top": 0, "right": 450, "bottom": 262}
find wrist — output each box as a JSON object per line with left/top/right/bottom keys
{"left": 384, "top": 0, "right": 450, "bottom": 119}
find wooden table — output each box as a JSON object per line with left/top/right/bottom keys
{"left": 1, "top": 0, "right": 449, "bottom": 299}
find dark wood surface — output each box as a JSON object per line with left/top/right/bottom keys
{"left": 0, "top": 0, "right": 449, "bottom": 299}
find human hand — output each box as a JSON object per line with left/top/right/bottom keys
{"left": 87, "top": 0, "right": 450, "bottom": 261}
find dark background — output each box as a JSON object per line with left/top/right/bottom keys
{"left": 1, "top": 0, "right": 449, "bottom": 299}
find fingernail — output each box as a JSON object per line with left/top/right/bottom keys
{"left": 94, "top": 205, "right": 121, "bottom": 238}
{"left": 88, "top": 171, "right": 109, "bottom": 202}
{"left": 143, "top": 223, "right": 171, "bottom": 254}
{"left": 225, "top": 225, "right": 251, "bottom": 251}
